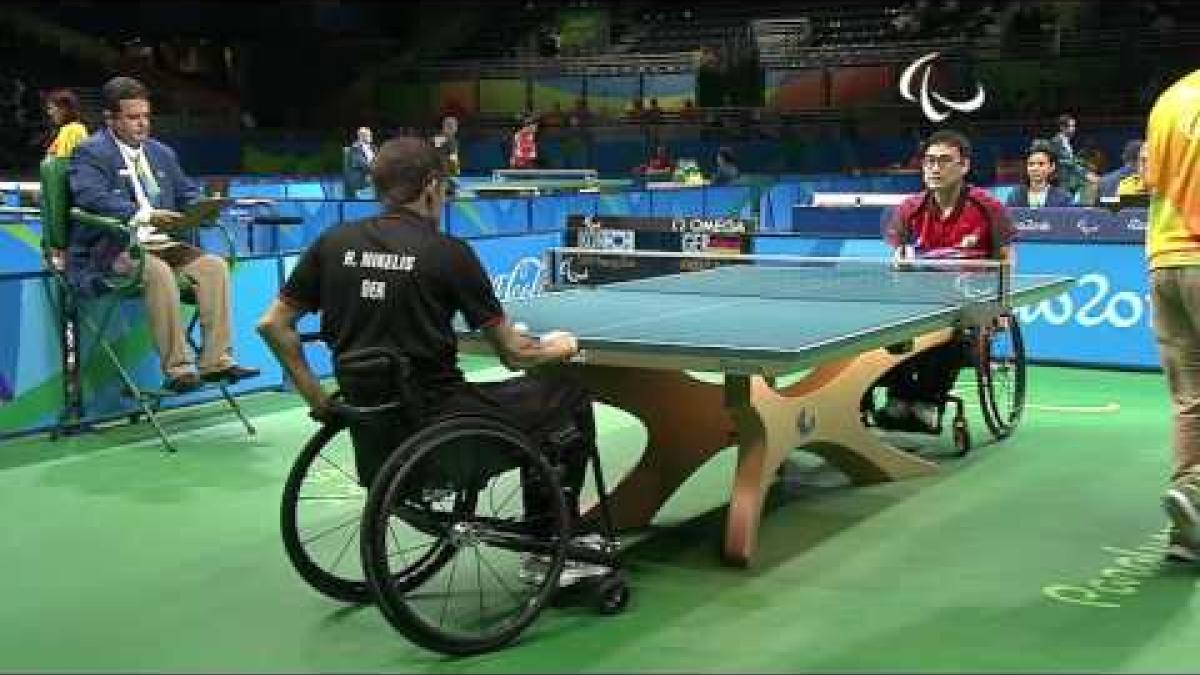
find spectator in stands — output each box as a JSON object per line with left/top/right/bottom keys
{"left": 891, "top": 2, "right": 923, "bottom": 38}
{"left": 712, "top": 146, "right": 740, "bottom": 185}
{"left": 1098, "top": 139, "right": 1144, "bottom": 200}
{"left": 1005, "top": 139, "right": 1073, "bottom": 208}
{"left": 871, "top": 129, "right": 1015, "bottom": 432}
{"left": 644, "top": 98, "right": 664, "bottom": 125}
{"left": 570, "top": 97, "right": 590, "bottom": 126}
{"left": 679, "top": 98, "right": 700, "bottom": 123}
{"left": 8, "top": 75, "right": 31, "bottom": 128}
{"left": 635, "top": 144, "right": 674, "bottom": 178}
{"left": 625, "top": 98, "right": 645, "bottom": 123}
{"left": 509, "top": 114, "right": 539, "bottom": 169}
{"left": 972, "top": 1, "right": 1005, "bottom": 38}
{"left": 3, "top": 74, "right": 40, "bottom": 170}
{"left": 345, "top": 126, "right": 377, "bottom": 199}
{"left": 1117, "top": 141, "right": 1150, "bottom": 198}
{"left": 44, "top": 88, "right": 87, "bottom": 159}
{"left": 69, "top": 75, "right": 258, "bottom": 393}
{"left": 439, "top": 100, "right": 468, "bottom": 126}
{"left": 432, "top": 115, "right": 460, "bottom": 176}
{"left": 537, "top": 24, "right": 561, "bottom": 57}
{"left": 565, "top": 100, "right": 591, "bottom": 169}
{"left": 541, "top": 103, "right": 565, "bottom": 129}
{"left": 1047, "top": 113, "right": 1099, "bottom": 202}
{"left": 1010, "top": 0, "right": 1046, "bottom": 37}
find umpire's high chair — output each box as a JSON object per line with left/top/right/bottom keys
{"left": 39, "top": 155, "right": 255, "bottom": 452}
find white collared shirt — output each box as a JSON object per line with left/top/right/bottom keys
{"left": 111, "top": 131, "right": 170, "bottom": 244}
{"left": 1057, "top": 133, "right": 1074, "bottom": 158}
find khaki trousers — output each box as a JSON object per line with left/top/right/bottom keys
{"left": 140, "top": 244, "right": 235, "bottom": 379}
{"left": 1150, "top": 266, "right": 1200, "bottom": 485}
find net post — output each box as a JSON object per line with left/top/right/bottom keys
{"left": 540, "top": 246, "right": 559, "bottom": 293}
{"left": 998, "top": 259, "right": 1012, "bottom": 312}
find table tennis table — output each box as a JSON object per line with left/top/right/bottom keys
{"left": 462, "top": 251, "right": 1074, "bottom": 566}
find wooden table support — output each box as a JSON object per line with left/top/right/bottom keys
{"left": 578, "top": 329, "right": 955, "bottom": 566}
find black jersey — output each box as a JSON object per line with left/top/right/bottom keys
{"left": 280, "top": 210, "right": 504, "bottom": 392}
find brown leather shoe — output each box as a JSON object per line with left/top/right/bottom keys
{"left": 201, "top": 364, "right": 261, "bottom": 384}
{"left": 163, "top": 373, "right": 202, "bottom": 394}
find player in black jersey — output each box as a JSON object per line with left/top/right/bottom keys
{"left": 257, "top": 138, "right": 599, "bottom": 549}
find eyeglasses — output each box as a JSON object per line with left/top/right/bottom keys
{"left": 923, "top": 154, "right": 962, "bottom": 168}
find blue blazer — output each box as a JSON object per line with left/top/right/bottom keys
{"left": 1047, "top": 133, "right": 1088, "bottom": 193}
{"left": 344, "top": 141, "right": 375, "bottom": 192}
{"left": 66, "top": 130, "right": 202, "bottom": 294}
{"left": 1097, "top": 165, "right": 1134, "bottom": 200}
{"left": 1005, "top": 184, "right": 1075, "bottom": 208}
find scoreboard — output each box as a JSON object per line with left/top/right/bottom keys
{"left": 565, "top": 215, "right": 754, "bottom": 254}
{"left": 558, "top": 215, "right": 756, "bottom": 287}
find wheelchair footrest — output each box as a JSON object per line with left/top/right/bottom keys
{"left": 871, "top": 410, "right": 942, "bottom": 435}
{"left": 549, "top": 569, "right": 630, "bottom": 614}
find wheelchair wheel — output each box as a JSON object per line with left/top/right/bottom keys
{"left": 975, "top": 314, "right": 1026, "bottom": 440}
{"left": 593, "top": 570, "right": 631, "bottom": 615}
{"left": 280, "top": 422, "right": 371, "bottom": 604}
{"left": 361, "top": 415, "right": 570, "bottom": 656}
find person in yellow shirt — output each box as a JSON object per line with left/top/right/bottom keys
{"left": 42, "top": 87, "right": 88, "bottom": 269}
{"left": 1116, "top": 142, "right": 1149, "bottom": 197}
{"left": 1144, "top": 68, "right": 1200, "bottom": 565}
{"left": 44, "top": 88, "right": 87, "bottom": 159}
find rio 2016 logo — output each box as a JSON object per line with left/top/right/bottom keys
{"left": 898, "top": 52, "right": 986, "bottom": 123}
{"left": 1016, "top": 273, "right": 1150, "bottom": 329}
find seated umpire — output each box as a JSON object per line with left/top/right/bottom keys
{"left": 256, "top": 136, "right": 597, "bottom": 523}
{"left": 69, "top": 75, "right": 258, "bottom": 393}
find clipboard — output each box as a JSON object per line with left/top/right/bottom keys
{"left": 177, "top": 196, "right": 233, "bottom": 228}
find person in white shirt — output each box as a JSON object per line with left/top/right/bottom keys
{"left": 345, "top": 126, "right": 376, "bottom": 198}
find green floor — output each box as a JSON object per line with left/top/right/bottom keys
{"left": 1, "top": 358, "right": 1196, "bottom": 672}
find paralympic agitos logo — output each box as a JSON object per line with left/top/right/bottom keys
{"left": 898, "top": 52, "right": 985, "bottom": 123}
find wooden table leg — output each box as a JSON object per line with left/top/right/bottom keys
{"left": 581, "top": 328, "right": 955, "bottom": 566}
{"left": 576, "top": 365, "right": 734, "bottom": 529}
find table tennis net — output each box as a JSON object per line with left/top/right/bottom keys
{"left": 543, "top": 247, "right": 1010, "bottom": 306}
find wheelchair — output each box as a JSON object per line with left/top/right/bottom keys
{"left": 862, "top": 312, "right": 1026, "bottom": 457}
{"left": 280, "top": 348, "right": 629, "bottom": 656}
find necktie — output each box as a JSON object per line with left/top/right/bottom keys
{"left": 135, "top": 152, "right": 162, "bottom": 207}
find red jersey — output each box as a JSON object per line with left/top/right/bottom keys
{"left": 885, "top": 185, "right": 1015, "bottom": 259}
{"left": 646, "top": 155, "right": 673, "bottom": 171}
{"left": 510, "top": 128, "right": 537, "bottom": 168}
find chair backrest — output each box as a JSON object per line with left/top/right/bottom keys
{"left": 334, "top": 347, "right": 417, "bottom": 412}
{"left": 39, "top": 155, "right": 71, "bottom": 251}
{"left": 334, "top": 347, "right": 421, "bottom": 482}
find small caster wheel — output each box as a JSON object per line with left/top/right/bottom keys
{"left": 593, "top": 574, "right": 630, "bottom": 615}
{"left": 952, "top": 419, "right": 971, "bottom": 457}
